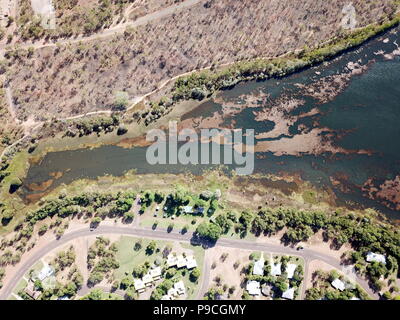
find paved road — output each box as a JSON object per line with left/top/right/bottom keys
{"left": 0, "top": 225, "right": 378, "bottom": 300}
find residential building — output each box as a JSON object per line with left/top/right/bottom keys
{"left": 366, "top": 252, "right": 386, "bottom": 264}
{"left": 282, "top": 287, "right": 295, "bottom": 300}
{"left": 331, "top": 279, "right": 345, "bottom": 291}
{"left": 134, "top": 279, "right": 146, "bottom": 293}
{"left": 177, "top": 254, "right": 187, "bottom": 268}
{"left": 37, "top": 264, "right": 55, "bottom": 281}
{"left": 167, "top": 254, "right": 178, "bottom": 268}
{"left": 286, "top": 264, "right": 297, "bottom": 279}
{"left": 174, "top": 280, "right": 186, "bottom": 296}
{"left": 142, "top": 274, "right": 153, "bottom": 287}
{"left": 150, "top": 267, "right": 162, "bottom": 281}
{"left": 186, "top": 255, "right": 197, "bottom": 269}
{"left": 253, "top": 253, "right": 265, "bottom": 276}
{"left": 271, "top": 263, "right": 282, "bottom": 276}
{"left": 246, "top": 280, "right": 261, "bottom": 296}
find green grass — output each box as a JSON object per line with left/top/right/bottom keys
{"left": 25, "top": 260, "right": 44, "bottom": 278}
{"left": 114, "top": 236, "right": 168, "bottom": 280}
{"left": 11, "top": 278, "right": 27, "bottom": 296}
{"left": 302, "top": 190, "right": 317, "bottom": 204}
{"left": 181, "top": 243, "right": 205, "bottom": 300}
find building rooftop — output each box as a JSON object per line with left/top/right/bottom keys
{"left": 177, "top": 254, "right": 187, "bottom": 268}
{"left": 174, "top": 280, "right": 186, "bottom": 296}
{"left": 331, "top": 279, "right": 346, "bottom": 291}
{"left": 134, "top": 279, "right": 145, "bottom": 291}
{"left": 282, "top": 287, "right": 295, "bottom": 300}
{"left": 271, "top": 263, "right": 282, "bottom": 276}
{"left": 366, "top": 252, "right": 386, "bottom": 264}
{"left": 142, "top": 273, "right": 153, "bottom": 285}
{"left": 246, "top": 280, "right": 261, "bottom": 296}
{"left": 286, "top": 264, "right": 297, "bottom": 279}
{"left": 150, "top": 266, "right": 162, "bottom": 279}
{"left": 253, "top": 254, "right": 265, "bottom": 276}
{"left": 167, "top": 253, "right": 178, "bottom": 267}
{"left": 37, "top": 264, "right": 55, "bottom": 282}
{"left": 186, "top": 255, "right": 197, "bottom": 269}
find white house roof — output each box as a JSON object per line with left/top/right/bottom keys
{"left": 331, "top": 279, "right": 345, "bottom": 291}
{"left": 350, "top": 297, "right": 360, "bottom": 300}
{"left": 177, "top": 255, "right": 187, "bottom": 268}
{"left": 167, "top": 288, "right": 178, "bottom": 297}
{"left": 150, "top": 267, "right": 162, "bottom": 279}
{"left": 366, "top": 252, "right": 386, "bottom": 264}
{"left": 253, "top": 254, "right": 265, "bottom": 276}
{"left": 161, "top": 295, "right": 171, "bottom": 300}
{"left": 246, "top": 280, "right": 261, "bottom": 296}
{"left": 183, "top": 206, "right": 193, "bottom": 213}
{"left": 174, "top": 280, "right": 186, "bottom": 295}
{"left": 167, "top": 254, "right": 178, "bottom": 267}
{"left": 286, "top": 264, "right": 297, "bottom": 279}
{"left": 142, "top": 273, "right": 153, "bottom": 284}
{"left": 186, "top": 255, "right": 197, "bottom": 269}
{"left": 37, "top": 265, "right": 54, "bottom": 281}
{"left": 134, "top": 279, "right": 145, "bottom": 291}
{"left": 271, "top": 263, "right": 282, "bottom": 276}
{"left": 282, "top": 287, "right": 295, "bottom": 300}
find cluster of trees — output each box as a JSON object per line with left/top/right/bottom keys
{"left": 87, "top": 237, "right": 119, "bottom": 286}
{"left": 52, "top": 246, "right": 76, "bottom": 272}
{"left": 306, "top": 270, "right": 369, "bottom": 301}
{"left": 25, "top": 191, "right": 136, "bottom": 226}
{"left": 65, "top": 115, "right": 120, "bottom": 138}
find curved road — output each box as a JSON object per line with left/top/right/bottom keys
{"left": 0, "top": 225, "right": 377, "bottom": 300}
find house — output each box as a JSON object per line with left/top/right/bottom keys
{"left": 253, "top": 254, "right": 265, "bottom": 276}
{"left": 58, "top": 296, "right": 70, "bottom": 300}
{"left": 142, "top": 274, "right": 153, "bottom": 287}
{"left": 177, "top": 254, "right": 187, "bottom": 269}
{"left": 161, "top": 295, "right": 171, "bottom": 300}
{"left": 186, "top": 255, "right": 197, "bottom": 269}
{"left": 350, "top": 297, "right": 360, "bottom": 300}
{"left": 183, "top": 206, "right": 193, "bottom": 214}
{"left": 246, "top": 280, "right": 261, "bottom": 296}
{"left": 366, "top": 252, "right": 386, "bottom": 264}
{"left": 282, "top": 287, "right": 295, "bottom": 300}
{"left": 286, "top": 264, "right": 297, "bottom": 279}
{"left": 271, "top": 263, "right": 282, "bottom": 276}
{"left": 25, "top": 282, "right": 40, "bottom": 300}
{"left": 167, "top": 254, "right": 178, "bottom": 268}
{"left": 37, "top": 264, "right": 55, "bottom": 281}
{"left": 134, "top": 279, "right": 146, "bottom": 293}
{"left": 150, "top": 267, "right": 162, "bottom": 281}
{"left": 174, "top": 280, "right": 186, "bottom": 296}
{"left": 331, "top": 279, "right": 345, "bottom": 291}
{"left": 167, "top": 287, "right": 178, "bottom": 298}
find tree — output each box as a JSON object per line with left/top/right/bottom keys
{"left": 114, "top": 91, "right": 129, "bottom": 111}
{"left": 83, "top": 288, "right": 104, "bottom": 300}
{"left": 146, "top": 241, "right": 157, "bottom": 255}
{"left": 196, "top": 222, "right": 222, "bottom": 241}
{"left": 9, "top": 177, "right": 22, "bottom": 193}
{"left": 190, "top": 267, "right": 200, "bottom": 282}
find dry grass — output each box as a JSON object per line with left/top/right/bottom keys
{"left": 4, "top": 0, "right": 398, "bottom": 120}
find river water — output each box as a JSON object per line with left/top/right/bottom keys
{"left": 22, "top": 27, "right": 400, "bottom": 219}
